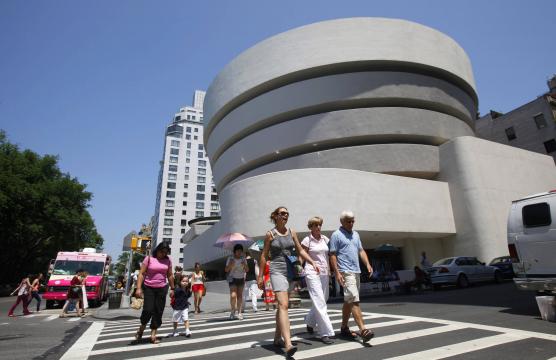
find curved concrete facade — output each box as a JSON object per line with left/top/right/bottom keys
{"left": 187, "top": 17, "right": 556, "bottom": 271}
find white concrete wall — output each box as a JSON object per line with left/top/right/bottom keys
{"left": 438, "top": 136, "right": 556, "bottom": 262}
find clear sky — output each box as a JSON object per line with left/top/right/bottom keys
{"left": 1, "top": 0, "right": 555, "bottom": 260}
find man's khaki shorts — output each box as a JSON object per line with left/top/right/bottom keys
{"left": 342, "top": 272, "right": 360, "bottom": 303}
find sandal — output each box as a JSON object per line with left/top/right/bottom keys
{"left": 340, "top": 326, "right": 358, "bottom": 339}
{"left": 150, "top": 337, "right": 160, "bottom": 344}
{"left": 134, "top": 329, "right": 144, "bottom": 341}
{"left": 360, "top": 328, "right": 374, "bottom": 343}
{"left": 285, "top": 345, "right": 298, "bottom": 357}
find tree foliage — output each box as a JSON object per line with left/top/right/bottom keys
{"left": 0, "top": 130, "right": 103, "bottom": 285}
{"left": 113, "top": 251, "right": 145, "bottom": 277}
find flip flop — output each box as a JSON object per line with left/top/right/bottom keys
{"left": 150, "top": 337, "right": 160, "bottom": 344}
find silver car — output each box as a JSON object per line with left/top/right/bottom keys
{"left": 428, "top": 256, "right": 504, "bottom": 288}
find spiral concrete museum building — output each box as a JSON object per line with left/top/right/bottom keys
{"left": 181, "top": 18, "right": 556, "bottom": 273}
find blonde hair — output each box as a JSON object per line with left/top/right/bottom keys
{"left": 269, "top": 206, "right": 288, "bottom": 224}
{"left": 307, "top": 216, "right": 323, "bottom": 229}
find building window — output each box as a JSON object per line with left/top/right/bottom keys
{"left": 163, "top": 228, "right": 172, "bottom": 235}
{"left": 198, "top": 144, "right": 204, "bottom": 150}
{"left": 163, "top": 237, "right": 172, "bottom": 243}
{"left": 169, "top": 156, "right": 178, "bottom": 163}
{"left": 198, "top": 152, "right": 204, "bottom": 158}
{"left": 165, "top": 209, "right": 174, "bottom": 216}
{"left": 175, "top": 115, "right": 181, "bottom": 121}
{"left": 196, "top": 193, "right": 205, "bottom": 200}
{"left": 194, "top": 128, "right": 199, "bottom": 132}
{"left": 184, "top": 183, "right": 189, "bottom": 189}
{"left": 505, "top": 127, "right": 516, "bottom": 141}
{"left": 168, "top": 173, "right": 177, "bottom": 180}
{"left": 166, "top": 200, "right": 175, "bottom": 207}
{"left": 167, "top": 182, "right": 176, "bottom": 189}
{"left": 211, "top": 194, "right": 219, "bottom": 201}
{"left": 198, "top": 168, "right": 206, "bottom": 175}
{"left": 166, "top": 191, "right": 175, "bottom": 198}
{"left": 169, "top": 165, "right": 178, "bottom": 172}
{"left": 187, "top": 143, "right": 191, "bottom": 149}
{"left": 544, "top": 139, "right": 556, "bottom": 153}
{"left": 184, "top": 174, "right": 189, "bottom": 180}
{"left": 185, "top": 167, "right": 190, "bottom": 173}
{"left": 197, "top": 185, "right": 205, "bottom": 192}
{"left": 164, "top": 218, "right": 173, "bottom": 226}
{"left": 180, "top": 248, "right": 184, "bottom": 253}
{"left": 211, "top": 203, "right": 219, "bottom": 210}
{"left": 197, "top": 176, "right": 206, "bottom": 184}
{"left": 186, "top": 134, "right": 191, "bottom": 140}
{"left": 186, "top": 150, "right": 191, "bottom": 157}
{"left": 181, "top": 229, "right": 186, "bottom": 234}
{"left": 186, "top": 158, "right": 190, "bottom": 164}
{"left": 186, "top": 127, "right": 191, "bottom": 133}
{"left": 171, "top": 140, "right": 180, "bottom": 147}
{"left": 179, "top": 257, "right": 183, "bottom": 263}
{"left": 194, "top": 136, "right": 198, "bottom": 140}
{"left": 211, "top": 186, "right": 217, "bottom": 193}
{"left": 170, "top": 148, "right": 179, "bottom": 155}
{"left": 183, "top": 192, "right": 188, "bottom": 197}
{"left": 534, "top": 114, "right": 547, "bottom": 129}
{"left": 198, "top": 160, "right": 206, "bottom": 167}
{"left": 181, "top": 219, "right": 187, "bottom": 226}
{"left": 182, "top": 210, "right": 187, "bottom": 215}
{"left": 182, "top": 201, "right": 187, "bottom": 206}
{"left": 210, "top": 212, "right": 220, "bottom": 217}
{"left": 196, "top": 202, "right": 204, "bottom": 209}
{"left": 195, "top": 211, "right": 204, "bottom": 218}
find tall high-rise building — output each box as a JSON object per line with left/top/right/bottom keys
{"left": 152, "top": 90, "right": 220, "bottom": 266}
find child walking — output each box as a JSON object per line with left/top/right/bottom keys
{"left": 170, "top": 276, "right": 192, "bottom": 337}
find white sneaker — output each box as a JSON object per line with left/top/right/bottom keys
{"left": 185, "top": 329, "right": 191, "bottom": 337}
{"left": 238, "top": 313, "right": 244, "bottom": 320}
{"left": 229, "top": 312, "right": 235, "bottom": 320}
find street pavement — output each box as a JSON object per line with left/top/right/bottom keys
{"left": 2, "top": 282, "right": 556, "bottom": 359}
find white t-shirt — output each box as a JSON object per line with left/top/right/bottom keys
{"left": 301, "top": 234, "right": 330, "bottom": 276}
{"left": 226, "top": 256, "right": 247, "bottom": 279}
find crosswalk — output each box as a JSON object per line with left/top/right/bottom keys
{"left": 60, "top": 308, "right": 556, "bottom": 360}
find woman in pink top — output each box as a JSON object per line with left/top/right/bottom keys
{"left": 135, "top": 242, "right": 175, "bottom": 344}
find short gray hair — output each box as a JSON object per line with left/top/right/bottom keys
{"left": 340, "top": 210, "right": 355, "bottom": 220}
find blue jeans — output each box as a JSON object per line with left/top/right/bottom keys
{"left": 31, "top": 291, "right": 41, "bottom": 311}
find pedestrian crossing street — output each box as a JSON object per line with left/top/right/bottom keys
{"left": 60, "top": 308, "right": 556, "bottom": 360}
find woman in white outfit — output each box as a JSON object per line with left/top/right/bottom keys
{"left": 301, "top": 216, "right": 335, "bottom": 344}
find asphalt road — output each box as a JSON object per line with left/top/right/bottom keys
{"left": 2, "top": 282, "right": 555, "bottom": 359}
{"left": 0, "top": 295, "right": 95, "bottom": 360}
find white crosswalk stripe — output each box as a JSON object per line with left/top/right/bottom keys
{"left": 60, "top": 308, "right": 556, "bottom": 360}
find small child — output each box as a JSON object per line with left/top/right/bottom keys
{"left": 170, "top": 276, "right": 192, "bottom": 337}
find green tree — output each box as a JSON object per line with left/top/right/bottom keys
{"left": 0, "top": 130, "right": 104, "bottom": 285}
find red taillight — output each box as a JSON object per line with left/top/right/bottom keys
{"left": 438, "top": 267, "right": 449, "bottom": 273}
{"left": 508, "top": 244, "right": 519, "bottom": 262}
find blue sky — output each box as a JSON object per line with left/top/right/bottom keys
{"left": 1, "top": 0, "right": 555, "bottom": 260}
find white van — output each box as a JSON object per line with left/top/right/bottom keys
{"left": 507, "top": 190, "right": 556, "bottom": 295}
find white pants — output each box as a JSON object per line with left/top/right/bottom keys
{"left": 250, "top": 293, "right": 258, "bottom": 311}
{"left": 305, "top": 274, "right": 334, "bottom": 337}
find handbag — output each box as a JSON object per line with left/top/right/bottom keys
{"left": 130, "top": 297, "right": 144, "bottom": 310}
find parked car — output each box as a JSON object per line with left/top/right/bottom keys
{"left": 489, "top": 256, "right": 515, "bottom": 279}
{"left": 428, "top": 256, "right": 503, "bottom": 288}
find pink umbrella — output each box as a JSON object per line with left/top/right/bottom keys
{"left": 214, "top": 233, "right": 253, "bottom": 249}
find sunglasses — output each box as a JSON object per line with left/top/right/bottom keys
{"left": 345, "top": 219, "right": 355, "bottom": 223}
{"left": 278, "top": 211, "right": 289, "bottom": 217}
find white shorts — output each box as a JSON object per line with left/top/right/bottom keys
{"left": 172, "top": 309, "right": 189, "bottom": 323}
{"left": 342, "top": 272, "right": 360, "bottom": 303}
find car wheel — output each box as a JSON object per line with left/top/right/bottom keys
{"left": 45, "top": 300, "right": 54, "bottom": 309}
{"left": 494, "top": 271, "right": 503, "bottom": 284}
{"left": 456, "top": 274, "right": 469, "bottom": 288}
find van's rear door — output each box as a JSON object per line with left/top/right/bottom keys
{"left": 515, "top": 196, "right": 556, "bottom": 276}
